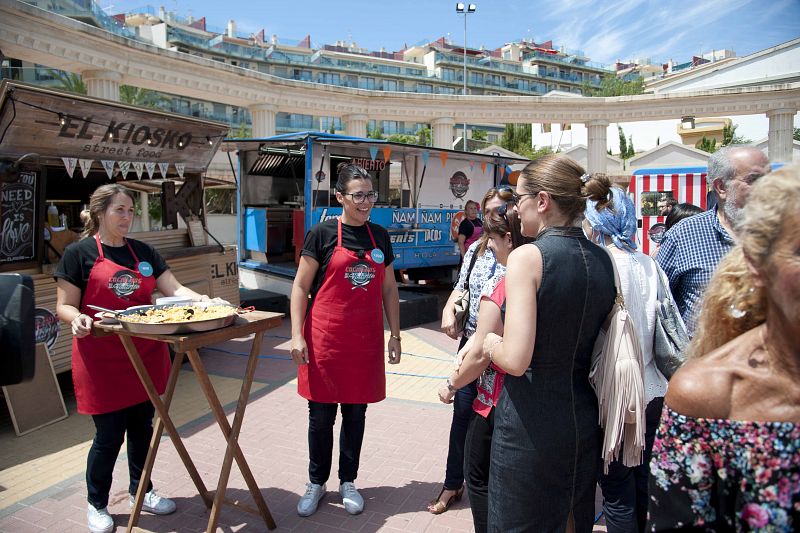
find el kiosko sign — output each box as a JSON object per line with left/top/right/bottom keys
{"left": 0, "top": 81, "right": 229, "bottom": 178}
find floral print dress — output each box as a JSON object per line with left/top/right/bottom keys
{"left": 648, "top": 406, "right": 800, "bottom": 532}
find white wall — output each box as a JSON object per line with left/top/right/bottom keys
{"left": 206, "top": 214, "right": 237, "bottom": 244}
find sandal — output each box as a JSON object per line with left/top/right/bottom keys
{"left": 426, "top": 485, "right": 464, "bottom": 514}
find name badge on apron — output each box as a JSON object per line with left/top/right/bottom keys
{"left": 370, "top": 248, "right": 384, "bottom": 264}
{"left": 138, "top": 261, "right": 154, "bottom": 277}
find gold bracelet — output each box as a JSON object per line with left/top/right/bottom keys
{"left": 390, "top": 334, "right": 401, "bottom": 342}
{"left": 488, "top": 338, "right": 503, "bottom": 361}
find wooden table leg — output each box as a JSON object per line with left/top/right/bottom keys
{"left": 118, "top": 337, "right": 212, "bottom": 509}
{"left": 127, "top": 351, "right": 184, "bottom": 532}
{"left": 185, "top": 332, "right": 276, "bottom": 531}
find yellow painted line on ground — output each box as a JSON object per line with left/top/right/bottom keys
{"left": 0, "top": 371, "right": 267, "bottom": 511}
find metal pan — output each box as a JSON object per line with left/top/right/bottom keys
{"left": 114, "top": 304, "right": 239, "bottom": 335}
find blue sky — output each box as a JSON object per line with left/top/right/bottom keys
{"left": 107, "top": 0, "right": 799, "bottom": 65}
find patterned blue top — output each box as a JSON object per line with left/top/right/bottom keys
{"left": 655, "top": 209, "right": 734, "bottom": 336}
{"left": 454, "top": 240, "right": 505, "bottom": 337}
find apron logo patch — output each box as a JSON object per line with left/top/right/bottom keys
{"left": 109, "top": 270, "right": 141, "bottom": 297}
{"left": 344, "top": 260, "right": 376, "bottom": 290}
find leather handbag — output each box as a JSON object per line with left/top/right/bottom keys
{"left": 453, "top": 250, "right": 479, "bottom": 334}
{"left": 589, "top": 247, "right": 646, "bottom": 472}
{"left": 653, "top": 265, "right": 689, "bottom": 379}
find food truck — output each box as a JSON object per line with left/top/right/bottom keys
{"left": 0, "top": 81, "right": 234, "bottom": 374}
{"left": 628, "top": 167, "right": 709, "bottom": 255}
{"left": 228, "top": 132, "right": 528, "bottom": 293}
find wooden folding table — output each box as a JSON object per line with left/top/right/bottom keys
{"left": 94, "top": 310, "right": 283, "bottom": 532}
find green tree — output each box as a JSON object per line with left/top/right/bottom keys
{"left": 581, "top": 75, "right": 645, "bottom": 97}
{"left": 627, "top": 135, "right": 635, "bottom": 158}
{"left": 471, "top": 128, "right": 488, "bottom": 141}
{"left": 231, "top": 123, "right": 252, "bottom": 139}
{"left": 119, "top": 85, "right": 165, "bottom": 109}
{"left": 499, "top": 123, "right": 550, "bottom": 160}
{"left": 721, "top": 123, "right": 750, "bottom": 146}
{"left": 328, "top": 122, "right": 336, "bottom": 134}
{"left": 697, "top": 136, "right": 718, "bottom": 153}
{"left": 367, "top": 127, "right": 384, "bottom": 140}
{"left": 417, "top": 127, "right": 431, "bottom": 146}
{"left": 618, "top": 126, "right": 628, "bottom": 158}
{"left": 794, "top": 128, "right": 800, "bottom": 141}
{"left": 386, "top": 133, "right": 418, "bottom": 145}
{"left": 49, "top": 70, "right": 87, "bottom": 95}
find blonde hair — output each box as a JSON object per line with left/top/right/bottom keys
{"left": 519, "top": 154, "right": 607, "bottom": 223}
{"left": 689, "top": 164, "right": 800, "bottom": 357}
{"left": 81, "top": 184, "right": 136, "bottom": 238}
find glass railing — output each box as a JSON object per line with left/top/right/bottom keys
{"left": 22, "top": 0, "right": 140, "bottom": 40}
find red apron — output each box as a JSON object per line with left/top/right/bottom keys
{"left": 299, "top": 219, "right": 386, "bottom": 404}
{"left": 72, "top": 235, "right": 169, "bottom": 415}
{"left": 464, "top": 220, "right": 483, "bottom": 250}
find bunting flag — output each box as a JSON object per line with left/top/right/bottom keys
{"left": 381, "top": 147, "right": 391, "bottom": 162}
{"left": 62, "top": 157, "right": 77, "bottom": 178}
{"left": 439, "top": 151, "right": 448, "bottom": 167}
{"left": 480, "top": 161, "right": 487, "bottom": 173}
{"left": 79, "top": 159, "right": 93, "bottom": 178}
{"left": 421, "top": 151, "right": 430, "bottom": 166}
{"left": 175, "top": 163, "right": 185, "bottom": 178}
{"left": 101, "top": 160, "right": 115, "bottom": 179}
{"left": 368, "top": 146, "right": 378, "bottom": 161}
{"left": 505, "top": 165, "right": 513, "bottom": 178}
{"left": 469, "top": 160, "right": 475, "bottom": 170}
{"left": 133, "top": 162, "right": 144, "bottom": 179}
{"left": 118, "top": 161, "right": 131, "bottom": 179}
{"left": 157, "top": 162, "right": 169, "bottom": 178}
{"left": 144, "top": 162, "right": 156, "bottom": 179}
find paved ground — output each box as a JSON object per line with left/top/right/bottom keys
{"left": 0, "top": 318, "right": 606, "bottom": 532}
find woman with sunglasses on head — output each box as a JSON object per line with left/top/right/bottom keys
{"left": 430, "top": 187, "right": 507, "bottom": 515}
{"left": 479, "top": 155, "right": 616, "bottom": 531}
{"left": 290, "top": 162, "right": 401, "bottom": 518}
{"left": 438, "top": 207, "right": 528, "bottom": 532}
{"left": 583, "top": 176, "right": 668, "bottom": 533}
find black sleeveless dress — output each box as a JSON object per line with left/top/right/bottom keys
{"left": 487, "top": 226, "right": 615, "bottom": 532}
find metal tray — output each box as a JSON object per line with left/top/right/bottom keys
{"left": 115, "top": 304, "right": 238, "bottom": 335}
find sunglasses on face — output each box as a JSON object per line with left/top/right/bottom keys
{"left": 343, "top": 191, "right": 379, "bottom": 203}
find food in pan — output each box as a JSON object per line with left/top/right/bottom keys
{"left": 121, "top": 305, "right": 236, "bottom": 324}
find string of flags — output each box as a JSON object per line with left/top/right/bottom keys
{"left": 61, "top": 157, "right": 186, "bottom": 180}
{"left": 364, "top": 148, "right": 512, "bottom": 178}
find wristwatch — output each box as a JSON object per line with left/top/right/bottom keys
{"left": 445, "top": 378, "right": 457, "bottom": 393}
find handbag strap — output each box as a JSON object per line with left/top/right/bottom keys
{"left": 598, "top": 245, "right": 625, "bottom": 307}
{"left": 463, "top": 247, "right": 480, "bottom": 295}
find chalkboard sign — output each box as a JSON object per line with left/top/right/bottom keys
{"left": 0, "top": 170, "right": 38, "bottom": 264}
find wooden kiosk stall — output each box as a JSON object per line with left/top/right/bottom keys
{"left": 0, "top": 81, "right": 239, "bottom": 380}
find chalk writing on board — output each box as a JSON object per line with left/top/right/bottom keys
{"left": 0, "top": 171, "right": 37, "bottom": 263}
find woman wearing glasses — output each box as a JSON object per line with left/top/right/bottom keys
{"left": 480, "top": 155, "right": 616, "bottom": 531}
{"left": 438, "top": 206, "right": 527, "bottom": 532}
{"left": 290, "top": 162, "right": 401, "bottom": 518}
{"left": 430, "top": 188, "right": 506, "bottom": 515}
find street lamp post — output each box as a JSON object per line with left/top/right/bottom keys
{"left": 456, "top": 3, "right": 475, "bottom": 151}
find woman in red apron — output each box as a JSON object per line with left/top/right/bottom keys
{"left": 55, "top": 184, "right": 217, "bottom": 533}
{"left": 290, "top": 163, "right": 401, "bottom": 518}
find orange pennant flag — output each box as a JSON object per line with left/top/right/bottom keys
{"left": 382, "top": 146, "right": 392, "bottom": 162}
{"left": 439, "top": 151, "right": 449, "bottom": 166}
{"left": 480, "top": 161, "right": 487, "bottom": 173}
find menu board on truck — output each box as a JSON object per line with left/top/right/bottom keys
{"left": 0, "top": 170, "right": 38, "bottom": 264}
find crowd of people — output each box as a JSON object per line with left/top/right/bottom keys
{"left": 56, "top": 147, "right": 798, "bottom": 532}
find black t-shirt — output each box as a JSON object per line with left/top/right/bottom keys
{"left": 54, "top": 236, "right": 169, "bottom": 300}
{"left": 458, "top": 218, "right": 482, "bottom": 239}
{"left": 301, "top": 218, "right": 394, "bottom": 297}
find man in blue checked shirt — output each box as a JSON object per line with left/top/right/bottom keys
{"left": 656, "top": 146, "right": 770, "bottom": 336}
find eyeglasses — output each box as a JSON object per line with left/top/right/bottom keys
{"left": 496, "top": 185, "right": 538, "bottom": 204}
{"left": 343, "top": 191, "right": 379, "bottom": 203}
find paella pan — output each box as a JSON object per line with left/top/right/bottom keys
{"left": 90, "top": 303, "right": 239, "bottom": 334}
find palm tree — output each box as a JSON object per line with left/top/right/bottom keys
{"left": 119, "top": 85, "right": 165, "bottom": 109}
{"left": 48, "top": 70, "right": 86, "bottom": 95}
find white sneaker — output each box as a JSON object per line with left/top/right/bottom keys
{"left": 87, "top": 504, "right": 114, "bottom": 533}
{"left": 297, "top": 482, "right": 326, "bottom": 517}
{"left": 339, "top": 482, "right": 364, "bottom": 515}
{"left": 129, "top": 489, "right": 177, "bottom": 515}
